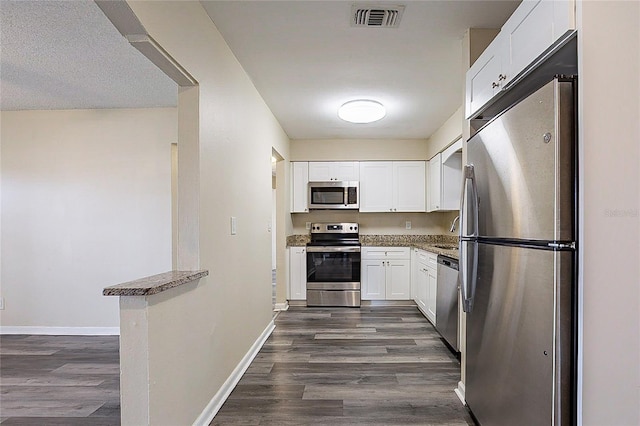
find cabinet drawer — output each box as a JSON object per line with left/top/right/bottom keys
{"left": 362, "top": 246, "right": 410, "bottom": 260}
{"left": 415, "top": 249, "right": 429, "bottom": 263}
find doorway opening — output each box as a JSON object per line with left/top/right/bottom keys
{"left": 271, "top": 148, "right": 284, "bottom": 311}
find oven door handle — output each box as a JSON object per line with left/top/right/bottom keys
{"left": 306, "top": 246, "right": 361, "bottom": 253}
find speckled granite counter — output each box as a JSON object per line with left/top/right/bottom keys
{"left": 361, "top": 235, "right": 459, "bottom": 259}
{"left": 287, "top": 234, "right": 459, "bottom": 259}
{"left": 103, "top": 270, "right": 209, "bottom": 296}
{"left": 286, "top": 234, "right": 310, "bottom": 246}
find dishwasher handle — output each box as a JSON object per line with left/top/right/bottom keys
{"left": 437, "top": 255, "right": 459, "bottom": 271}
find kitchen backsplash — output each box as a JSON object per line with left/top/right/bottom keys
{"left": 291, "top": 210, "right": 459, "bottom": 235}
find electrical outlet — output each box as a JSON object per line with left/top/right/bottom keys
{"left": 0, "top": 297, "right": 5, "bottom": 310}
{"left": 405, "top": 221, "right": 412, "bottom": 230}
{"left": 306, "top": 222, "right": 311, "bottom": 230}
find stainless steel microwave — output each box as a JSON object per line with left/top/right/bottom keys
{"left": 308, "top": 181, "right": 359, "bottom": 210}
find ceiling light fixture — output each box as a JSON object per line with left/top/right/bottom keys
{"left": 338, "top": 100, "right": 386, "bottom": 124}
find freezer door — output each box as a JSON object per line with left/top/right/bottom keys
{"left": 466, "top": 78, "right": 575, "bottom": 241}
{"left": 465, "top": 243, "right": 574, "bottom": 426}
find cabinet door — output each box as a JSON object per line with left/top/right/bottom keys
{"left": 359, "top": 162, "right": 393, "bottom": 212}
{"left": 465, "top": 33, "right": 503, "bottom": 118}
{"left": 290, "top": 162, "right": 309, "bottom": 213}
{"left": 289, "top": 247, "right": 307, "bottom": 300}
{"left": 385, "top": 260, "right": 411, "bottom": 300}
{"left": 361, "top": 260, "right": 386, "bottom": 300}
{"left": 427, "top": 266, "right": 437, "bottom": 324}
{"left": 503, "top": 0, "right": 555, "bottom": 84}
{"left": 335, "top": 161, "right": 359, "bottom": 181}
{"left": 308, "top": 162, "right": 334, "bottom": 181}
{"left": 416, "top": 263, "right": 429, "bottom": 313}
{"left": 393, "top": 161, "right": 426, "bottom": 212}
{"left": 411, "top": 249, "right": 419, "bottom": 301}
{"left": 427, "top": 154, "right": 442, "bottom": 212}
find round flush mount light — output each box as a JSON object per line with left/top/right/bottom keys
{"left": 338, "top": 99, "right": 386, "bottom": 124}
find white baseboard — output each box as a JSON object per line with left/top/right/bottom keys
{"left": 193, "top": 318, "right": 276, "bottom": 426}
{"left": 0, "top": 326, "right": 120, "bottom": 335}
{"left": 454, "top": 380, "right": 466, "bottom": 405}
{"left": 273, "top": 301, "right": 289, "bottom": 311}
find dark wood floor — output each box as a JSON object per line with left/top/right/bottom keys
{"left": 212, "top": 306, "right": 473, "bottom": 425}
{"left": 0, "top": 335, "right": 120, "bottom": 425}
{"left": 0, "top": 306, "right": 471, "bottom": 425}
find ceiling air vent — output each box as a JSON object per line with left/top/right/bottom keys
{"left": 351, "top": 4, "right": 405, "bottom": 28}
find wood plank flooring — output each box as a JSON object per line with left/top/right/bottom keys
{"left": 0, "top": 306, "right": 471, "bottom": 425}
{"left": 0, "top": 335, "right": 120, "bottom": 425}
{"left": 212, "top": 306, "right": 473, "bottom": 425}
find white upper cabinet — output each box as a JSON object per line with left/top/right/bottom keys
{"left": 308, "top": 161, "right": 359, "bottom": 181}
{"left": 427, "top": 154, "right": 442, "bottom": 212}
{"left": 503, "top": 0, "right": 575, "bottom": 86}
{"left": 393, "top": 161, "right": 426, "bottom": 212}
{"left": 360, "top": 161, "right": 426, "bottom": 213}
{"left": 466, "top": 0, "right": 576, "bottom": 118}
{"left": 359, "top": 162, "right": 394, "bottom": 212}
{"left": 428, "top": 139, "right": 462, "bottom": 212}
{"left": 290, "top": 161, "right": 309, "bottom": 213}
{"left": 465, "top": 32, "right": 506, "bottom": 118}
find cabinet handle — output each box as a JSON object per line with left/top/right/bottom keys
{"left": 492, "top": 81, "right": 499, "bottom": 89}
{"left": 498, "top": 74, "right": 507, "bottom": 81}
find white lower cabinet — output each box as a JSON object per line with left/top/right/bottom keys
{"left": 361, "top": 247, "right": 411, "bottom": 300}
{"left": 361, "top": 260, "right": 386, "bottom": 300}
{"left": 411, "top": 248, "right": 438, "bottom": 325}
{"left": 426, "top": 260, "right": 438, "bottom": 323}
{"left": 386, "top": 260, "right": 411, "bottom": 300}
{"left": 288, "top": 247, "right": 306, "bottom": 300}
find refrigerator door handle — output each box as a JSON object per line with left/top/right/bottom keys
{"left": 460, "top": 239, "right": 478, "bottom": 313}
{"left": 460, "top": 165, "right": 479, "bottom": 238}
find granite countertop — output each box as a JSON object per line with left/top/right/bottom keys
{"left": 286, "top": 234, "right": 459, "bottom": 259}
{"left": 103, "top": 270, "right": 209, "bottom": 296}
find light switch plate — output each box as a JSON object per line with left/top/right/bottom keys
{"left": 405, "top": 221, "right": 412, "bottom": 230}
{"left": 306, "top": 222, "right": 311, "bottom": 230}
{"left": 231, "top": 217, "right": 237, "bottom": 235}
{"left": 0, "top": 296, "right": 5, "bottom": 310}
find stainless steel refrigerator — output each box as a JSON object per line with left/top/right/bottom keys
{"left": 460, "top": 77, "right": 577, "bottom": 425}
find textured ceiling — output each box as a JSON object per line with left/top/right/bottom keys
{"left": 0, "top": 0, "right": 520, "bottom": 140}
{"left": 202, "top": 1, "right": 520, "bottom": 139}
{"left": 0, "top": 0, "right": 177, "bottom": 111}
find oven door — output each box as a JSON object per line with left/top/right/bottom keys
{"left": 306, "top": 246, "right": 361, "bottom": 283}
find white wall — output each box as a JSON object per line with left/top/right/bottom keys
{"left": 0, "top": 108, "right": 175, "bottom": 330}
{"left": 426, "top": 106, "right": 463, "bottom": 160}
{"left": 291, "top": 138, "right": 427, "bottom": 161}
{"left": 125, "top": 1, "right": 291, "bottom": 422}
{"left": 578, "top": 1, "right": 640, "bottom": 424}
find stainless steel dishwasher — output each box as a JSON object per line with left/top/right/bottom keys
{"left": 436, "top": 255, "right": 459, "bottom": 352}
